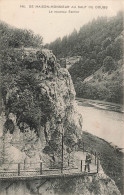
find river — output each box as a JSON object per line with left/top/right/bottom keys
{"left": 76, "top": 98, "right": 124, "bottom": 148}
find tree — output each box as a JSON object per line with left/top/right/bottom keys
{"left": 112, "top": 37, "right": 123, "bottom": 60}
{"left": 103, "top": 56, "right": 115, "bottom": 72}
{"left": 0, "top": 21, "right": 43, "bottom": 49}
{"left": 102, "top": 37, "right": 111, "bottom": 49}
{"left": 97, "top": 50, "right": 106, "bottom": 65}
{"left": 106, "top": 44, "right": 113, "bottom": 57}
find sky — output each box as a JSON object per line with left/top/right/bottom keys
{"left": 0, "top": 0, "right": 123, "bottom": 44}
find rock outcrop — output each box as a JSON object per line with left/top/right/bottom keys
{"left": 0, "top": 174, "right": 121, "bottom": 195}
{"left": 0, "top": 48, "right": 83, "bottom": 166}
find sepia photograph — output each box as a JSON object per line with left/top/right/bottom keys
{"left": 0, "top": 0, "right": 124, "bottom": 194}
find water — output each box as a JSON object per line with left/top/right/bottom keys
{"left": 77, "top": 98, "right": 124, "bottom": 148}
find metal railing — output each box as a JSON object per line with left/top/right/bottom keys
{"left": 0, "top": 140, "right": 101, "bottom": 178}
{"left": 0, "top": 157, "right": 99, "bottom": 178}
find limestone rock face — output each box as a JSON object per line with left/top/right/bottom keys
{"left": 0, "top": 174, "right": 121, "bottom": 195}
{"left": 37, "top": 67, "right": 83, "bottom": 143}
{"left": 0, "top": 49, "right": 83, "bottom": 165}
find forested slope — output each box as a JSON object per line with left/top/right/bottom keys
{"left": 0, "top": 21, "right": 43, "bottom": 49}
{"left": 47, "top": 12, "right": 123, "bottom": 104}
{"left": 0, "top": 21, "right": 43, "bottom": 114}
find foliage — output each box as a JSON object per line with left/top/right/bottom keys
{"left": 88, "top": 179, "right": 100, "bottom": 195}
{"left": 0, "top": 21, "right": 43, "bottom": 49}
{"left": 1, "top": 67, "right": 53, "bottom": 134}
{"left": 0, "top": 22, "right": 55, "bottom": 135}
{"left": 103, "top": 56, "right": 116, "bottom": 72}
{"left": 46, "top": 11, "right": 123, "bottom": 104}
{"left": 74, "top": 74, "right": 123, "bottom": 104}
{"left": 47, "top": 12, "right": 123, "bottom": 59}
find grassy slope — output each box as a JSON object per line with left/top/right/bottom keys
{"left": 84, "top": 59, "right": 123, "bottom": 87}
{"left": 75, "top": 59, "right": 123, "bottom": 104}
{"left": 79, "top": 131, "right": 124, "bottom": 194}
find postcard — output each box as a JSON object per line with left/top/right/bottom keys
{"left": 0, "top": 0, "right": 124, "bottom": 194}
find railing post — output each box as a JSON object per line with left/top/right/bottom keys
{"left": 24, "top": 159, "right": 26, "bottom": 170}
{"left": 61, "top": 163, "right": 63, "bottom": 174}
{"left": 83, "top": 142, "right": 84, "bottom": 153}
{"left": 68, "top": 159, "right": 69, "bottom": 167}
{"left": 18, "top": 163, "right": 20, "bottom": 176}
{"left": 95, "top": 151, "right": 97, "bottom": 165}
{"left": 61, "top": 127, "right": 64, "bottom": 174}
{"left": 97, "top": 156, "right": 99, "bottom": 173}
{"left": 81, "top": 160, "right": 82, "bottom": 172}
{"left": 40, "top": 162, "right": 42, "bottom": 175}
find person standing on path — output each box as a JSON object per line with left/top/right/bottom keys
{"left": 84, "top": 150, "right": 92, "bottom": 172}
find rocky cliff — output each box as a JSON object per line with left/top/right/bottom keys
{"left": 0, "top": 174, "right": 121, "bottom": 195}
{"left": 0, "top": 48, "right": 83, "bottom": 166}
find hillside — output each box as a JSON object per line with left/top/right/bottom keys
{"left": 47, "top": 12, "right": 123, "bottom": 104}
{"left": 74, "top": 58, "right": 123, "bottom": 104}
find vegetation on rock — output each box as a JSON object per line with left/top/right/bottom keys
{"left": 0, "top": 21, "right": 82, "bottom": 164}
